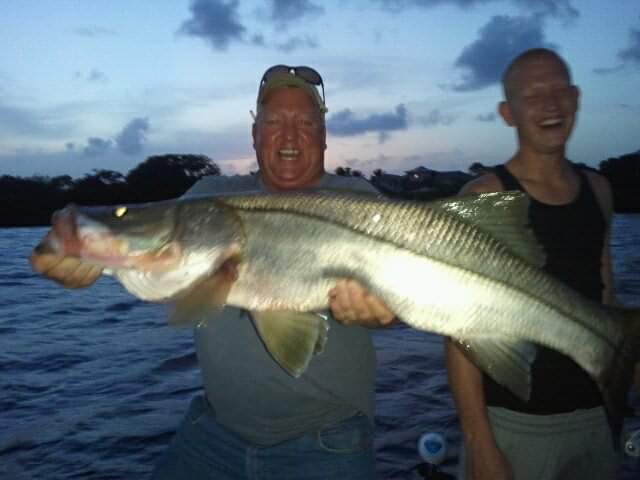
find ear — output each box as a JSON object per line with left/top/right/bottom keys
{"left": 321, "top": 124, "right": 327, "bottom": 151}
{"left": 571, "top": 85, "right": 580, "bottom": 106}
{"left": 252, "top": 122, "right": 257, "bottom": 150}
{"left": 498, "top": 101, "right": 515, "bottom": 127}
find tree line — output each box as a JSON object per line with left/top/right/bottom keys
{"left": 1, "top": 151, "right": 637, "bottom": 227}
{"left": 1, "top": 154, "right": 219, "bottom": 227}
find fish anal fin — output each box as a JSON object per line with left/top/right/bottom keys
{"left": 455, "top": 337, "right": 537, "bottom": 401}
{"left": 251, "top": 311, "right": 329, "bottom": 377}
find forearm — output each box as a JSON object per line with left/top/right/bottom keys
{"left": 445, "top": 339, "right": 496, "bottom": 448}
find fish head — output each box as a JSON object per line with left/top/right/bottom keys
{"left": 43, "top": 197, "right": 246, "bottom": 301}
{"left": 47, "top": 201, "right": 183, "bottom": 271}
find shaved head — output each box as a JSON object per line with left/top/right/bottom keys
{"left": 502, "top": 48, "right": 572, "bottom": 100}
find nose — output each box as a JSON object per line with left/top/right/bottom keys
{"left": 282, "top": 119, "right": 298, "bottom": 142}
{"left": 542, "top": 92, "right": 561, "bottom": 112}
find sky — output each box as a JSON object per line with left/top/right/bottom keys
{"left": 1, "top": 0, "right": 639, "bottom": 179}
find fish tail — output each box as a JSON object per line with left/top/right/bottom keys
{"left": 599, "top": 307, "right": 640, "bottom": 447}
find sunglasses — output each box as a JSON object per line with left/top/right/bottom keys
{"left": 259, "top": 64, "right": 325, "bottom": 106}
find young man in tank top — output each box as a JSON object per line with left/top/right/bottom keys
{"left": 446, "top": 48, "right": 619, "bottom": 480}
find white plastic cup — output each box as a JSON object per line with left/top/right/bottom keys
{"left": 417, "top": 432, "right": 447, "bottom": 465}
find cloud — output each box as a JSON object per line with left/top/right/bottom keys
{"left": 451, "top": 15, "right": 556, "bottom": 91}
{"left": 376, "top": 0, "right": 494, "bottom": 12}
{"left": 88, "top": 69, "right": 108, "bottom": 83}
{"left": 327, "top": 104, "right": 408, "bottom": 142}
{"left": 269, "top": 0, "right": 324, "bottom": 28}
{"left": 618, "top": 104, "right": 638, "bottom": 110}
{"left": 251, "top": 33, "right": 266, "bottom": 46}
{"left": 275, "top": 35, "right": 318, "bottom": 52}
{"left": 72, "top": 26, "right": 115, "bottom": 37}
{"left": 82, "top": 137, "right": 113, "bottom": 157}
{"left": 511, "top": 0, "right": 578, "bottom": 20}
{"left": 417, "top": 109, "right": 456, "bottom": 127}
{"left": 75, "top": 118, "right": 149, "bottom": 157}
{"left": 178, "top": 0, "right": 246, "bottom": 50}
{"left": 476, "top": 112, "right": 497, "bottom": 122}
{"left": 618, "top": 28, "right": 640, "bottom": 65}
{"left": 593, "top": 27, "right": 640, "bottom": 74}
{"left": 0, "top": 103, "right": 73, "bottom": 138}
{"left": 74, "top": 69, "right": 108, "bottom": 84}
{"left": 0, "top": 105, "right": 51, "bottom": 136}
{"left": 375, "top": 0, "right": 578, "bottom": 20}
{"left": 592, "top": 65, "right": 624, "bottom": 75}
{"left": 115, "top": 118, "right": 150, "bottom": 155}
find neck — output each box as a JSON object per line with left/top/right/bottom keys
{"left": 507, "top": 146, "right": 570, "bottom": 181}
{"left": 260, "top": 172, "right": 325, "bottom": 192}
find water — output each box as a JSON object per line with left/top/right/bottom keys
{"left": 1, "top": 215, "right": 639, "bottom": 479}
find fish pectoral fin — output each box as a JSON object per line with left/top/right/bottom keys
{"left": 251, "top": 311, "right": 329, "bottom": 378}
{"left": 455, "top": 337, "right": 537, "bottom": 401}
{"left": 168, "top": 269, "right": 236, "bottom": 327}
{"left": 432, "top": 192, "right": 546, "bottom": 268}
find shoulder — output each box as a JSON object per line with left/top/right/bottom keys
{"left": 458, "top": 172, "right": 504, "bottom": 195}
{"left": 581, "top": 169, "right": 614, "bottom": 221}
{"left": 183, "top": 175, "right": 259, "bottom": 197}
{"left": 320, "top": 173, "right": 378, "bottom": 194}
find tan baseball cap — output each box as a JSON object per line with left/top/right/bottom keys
{"left": 256, "top": 67, "right": 327, "bottom": 114}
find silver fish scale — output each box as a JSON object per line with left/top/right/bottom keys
{"left": 222, "top": 191, "right": 509, "bottom": 271}
{"left": 221, "top": 191, "right": 620, "bottom": 348}
{"left": 222, "top": 191, "right": 545, "bottom": 303}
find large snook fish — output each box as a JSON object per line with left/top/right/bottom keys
{"left": 33, "top": 190, "right": 639, "bottom": 413}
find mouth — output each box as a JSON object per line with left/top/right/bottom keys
{"left": 279, "top": 148, "right": 299, "bottom": 161}
{"left": 538, "top": 117, "right": 564, "bottom": 130}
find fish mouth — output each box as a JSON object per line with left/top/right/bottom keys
{"left": 53, "top": 207, "right": 131, "bottom": 266}
{"left": 47, "top": 206, "right": 181, "bottom": 270}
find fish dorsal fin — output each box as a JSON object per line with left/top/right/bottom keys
{"left": 168, "top": 263, "right": 238, "bottom": 326}
{"left": 250, "top": 311, "right": 329, "bottom": 377}
{"left": 428, "top": 192, "right": 546, "bottom": 268}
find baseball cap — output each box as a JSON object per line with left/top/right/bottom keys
{"left": 256, "top": 65, "right": 327, "bottom": 114}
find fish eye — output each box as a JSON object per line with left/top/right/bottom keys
{"left": 114, "top": 206, "right": 128, "bottom": 218}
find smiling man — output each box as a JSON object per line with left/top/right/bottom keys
{"left": 446, "top": 49, "right": 619, "bottom": 480}
{"left": 30, "top": 65, "right": 396, "bottom": 479}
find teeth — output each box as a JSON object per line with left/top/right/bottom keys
{"left": 279, "top": 149, "right": 299, "bottom": 156}
{"left": 540, "top": 118, "right": 562, "bottom": 127}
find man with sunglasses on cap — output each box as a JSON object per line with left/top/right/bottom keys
{"left": 30, "top": 65, "right": 396, "bottom": 479}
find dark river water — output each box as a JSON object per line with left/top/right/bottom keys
{"left": 1, "top": 215, "right": 639, "bottom": 479}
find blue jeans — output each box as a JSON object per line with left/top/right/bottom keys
{"left": 151, "top": 395, "right": 375, "bottom": 479}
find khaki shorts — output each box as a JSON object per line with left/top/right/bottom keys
{"left": 458, "top": 406, "right": 620, "bottom": 480}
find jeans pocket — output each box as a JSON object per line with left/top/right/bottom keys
{"left": 317, "top": 413, "right": 372, "bottom": 454}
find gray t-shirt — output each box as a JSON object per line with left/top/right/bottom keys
{"left": 184, "top": 173, "right": 379, "bottom": 446}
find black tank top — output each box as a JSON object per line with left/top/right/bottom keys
{"left": 483, "top": 164, "right": 607, "bottom": 413}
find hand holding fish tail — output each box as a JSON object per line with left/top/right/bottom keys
{"left": 329, "top": 279, "right": 396, "bottom": 328}
{"left": 29, "top": 251, "right": 102, "bottom": 289}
